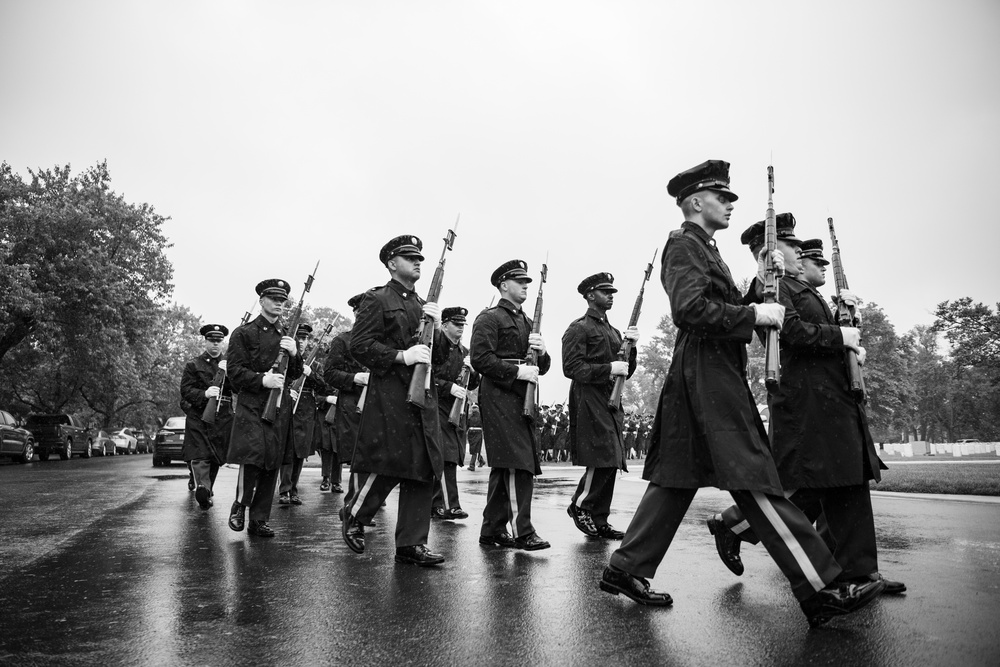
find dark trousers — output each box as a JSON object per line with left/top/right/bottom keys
{"left": 572, "top": 467, "right": 618, "bottom": 526}
{"left": 467, "top": 429, "right": 483, "bottom": 463}
{"left": 234, "top": 464, "right": 279, "bottom": 522}
{"left": 720, "top": 484, "right": 878, "bottom": 581}
{"left": 190, "top": 459, "right": 220, "bottom": 492}
{"left": 279, "top": 457, "right": 304, "bottom": 496}
{"left": 610, "top": 483, "right": 842, "bottom": 602}
{"left": 432, "top": 462, "right": 461, "bottom": 510}
{"left": 320, "top": 449, "right": 341, "bottom": 483}
{"left": 481, "top": 468, "right": 536, "bottom": 539}
{"left": 344, "top": 472, "right": 433, "bottom": 548}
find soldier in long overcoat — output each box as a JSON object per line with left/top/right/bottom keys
{"left": 471, "top": 259, "right": 552, "bottom": 551}
{"left": 279, "top": 323, "right": 324, "bottom": 505}
{"left": 563, "top": 272, "right": 638, "bottom": 539}
{"left": 180, "top": 323, "right": 233, "bottom": 509}
{"left": 601, "top": 160, "right": 884, "bottom": 627}
{"left": 323, "top": 294, "right": 368, "bottom": 496}
{"left": 225, "top": 279, "right": 303, "bottom": 538}
{"left": 341, "top": 235, "right": 450, "bottom": 566}
{"left": 710, "top": 232, "right": 903, "bottom": 593}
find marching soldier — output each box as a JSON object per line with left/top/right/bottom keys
{"left": 707, "top": 232, "right": 905, "bottom": 594}
{"left": 324, "top": 294, "right": 369, "bottom": 497}
{"left": 225, "top": 279, "right": 303, "bottom": 538}
{"left": 341, "top": 235, "right": 449, "bottom": 566}
{"left": 466, "top": 400, "right": 484, "bottom": 471}
{"left": 599, "top": 160, "right": 884, "bottom": 628}
{"left": 180, "top": 324, "right": 233, "bottom": 509}
{"left": 563, "top": 272, "right": 639, "bottom": 540}
{"left": 279, "top": 323, "right": 320, "bottom": 506}
{"left": 471, "top": 259, "right": 551, "bottom": 551}
{"left": 432, "top": 306, "right": 480, "bottom": 520}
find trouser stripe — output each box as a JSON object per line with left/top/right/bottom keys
{"left": 578, "top": 468, "right": 595, "bottom": 505}
{"left": 351, "top": 474, "right": 377, "bottom": 518}
{"left": 507, "top": 471, "right": 519, "bottom": 538}
{"left": 732, "top": 520, "right": 751, "bottom": 535}
{"left": 751, "top": 491, "right": 825, "bottom": 592}
{"left": 235, "top": 465, "right": 246, "bottom": 504}
{"left": 439, "top": 474, "right": 451, "bottom": 510}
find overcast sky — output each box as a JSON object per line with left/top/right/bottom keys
{"left": 3, "top": 0, "right": 998, "bottom": 402}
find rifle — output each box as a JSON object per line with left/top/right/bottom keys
{"left": 324, "top": 391, "right": 338, "bottom": 424}
{"left": 522, "top": 260, "right": 548, "bottom": 421}
{"left": 608, "top": 249, "right": 657, "bottom": 409}
{"left": 407, "top": 216, "right": 459, "bottom": 407}
{"left": 292, "top": 323, "right": 334, "bottom": 414}
{"left": 262, "top": 261, "right": 319, "bottom": 423}
{"left": 828, "top": 217, "right": 866, "bottom": 400}
{"left": 201, "top": 305, "right": 255, "bottom": 424}
{"left": 762, "top": 165, "right": 782, "bottom": 390}
{"left": 448, "top": 364, "right": 472, "bottom": 427}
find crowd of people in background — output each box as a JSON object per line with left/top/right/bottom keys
{"left": 530, "top": 404, "right": 653, "bottom": 463}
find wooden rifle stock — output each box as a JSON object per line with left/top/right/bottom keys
{"left": 522, "top": 262, "right": 548, "bottom": 421}
{"left": 324, "top": 392, "right": 338, "bottom": 424}
{"left": 608, "top": 250, "right": 657, "bottom": 409}
{"left": 407, "top": 217, "right": 458, "bottom": 408}
{"left": 448, "top": 365, "right": 472, "bottom": 427}
{"left": 201, "top": 364, "right": 227, "bottom": 423}
{"left": 828, "top": 217, "right": 866, "bottom": 400}
{"left": 292, "top": 324, "right": 334, "bottom": 414}
{"left": 763, "top": 166, "right": 782, "bottom": 390}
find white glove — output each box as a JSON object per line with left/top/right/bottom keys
{"left": 262, "top": 372, "right": 284, "bottom": 389}
{"left": 841, "top": 327, "right": 862, "bottom": 352}
{"left": 402, "top": 344, "right": 431, "bottom": 366}
{"left": 204, "top": 386, "right": 220, "bottom": 399}
{"left": 463, "top": 355, "right": 472, "bottom": 368}
{"left": 752, "top": 303, "right": 785, "bottom": 327}
{"left": 623, "top": 326, "right": 640, "bottom": 343}
{"left": 326, "top": 395, "right": 337, "bottom": 405}
{"left": 756, "top": 248, "right": 785, "bottom": 282}
{"left": 289, "top": 389, "right": 300, "bottom": 402}
{"left": 838, "top": 290, "right": 860, "bottom": 308}
{"left": 218, "top": 360, "right": 227, "bottom": 372}
{"left": 450, "top": 385, "right": 467, "bottom": 400}
{"left": 856, "top": 346, "right": 867, "bottom": 366}
{"left": 302, "top": 364, "right": 312, "bottom": 377}
{"left": 516, "top": 365, "right": 539, "bottom": 384}
{"left": 610, "top": 361, "right": 629, "bottom": 377}
{"left": 354, "top": 372, "right": 370, "bottom": 386}
{"left": 528, "top": 333, "right": 546, "bottom": 355}
{"left": 422, "top": 302, "right": 441, "bottom": 324}
{"left": 280, "top": 336, "right": 297, "bottom": 356}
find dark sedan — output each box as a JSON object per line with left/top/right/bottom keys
{"left": 152, "top": 417, "right": 186, "bottom": 467}
{"left": 0, "top": 410, "right": 35, "bottom": 463}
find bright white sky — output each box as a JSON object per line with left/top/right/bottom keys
{"left": 3, "top": 0, "right": 998, "bottom": 402}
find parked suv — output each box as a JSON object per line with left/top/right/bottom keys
{"left": 0, "top": 410, "right": 35, "bottom": 463}
{"left": 152, "top": 417, "right": 186, "bottom": 466}
{"left": 24, "top": 414, "right": 92, "bottom": 460}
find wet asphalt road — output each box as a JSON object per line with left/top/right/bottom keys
{"left": 1, "top": 455, "right": 998, "bottom": 666}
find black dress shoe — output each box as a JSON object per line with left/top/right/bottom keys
{"left": 594, "top": 524, "right": 625, "bottom": 540}
{"left": 319, "top": 477, "right": 331, "bottom": 491}
{"left": 600, "top": 566, "right": 672, "bottom": 606}
{"left": 448, "top": 508, "right": 469, "bottom": 520}
{"left": 479, "top": 532, "right": 517, "bottom": 548}
{"left": 331, "top": 484, "right": 343, "bottom": 493}
{"left": 514, "top": 532, "right": 550, "bottom": 551}
{"left": 247, "top": 520, "right": 275, "bottom": 537}
{"left": 707, "top": 514, "right": 744, "bottom": 576}
{"left": 395, "top": 544, "right": 445, "bottom": 566}
{"left": 342, "top": 513, "right": 365, "bottom": 554}
{"left": 228, "top": 502, "right": 246, "bottom": 532}
{"left": 800, "top": 578, "right": 886, "bottom": 628}
{"left": 431, "top": 507, "right": 448, "bottom": 519}
{"left": 290, "top": 495, "right": 302, "bottom": 505}
{"left": 278, "top": 494, "right": 291, "bottom": 505}
{"left": 339, "top": 506, "right": 375, "bottom": 527}
{"left": 858, "top": 573, "right": 906, "bottom": 595}
{"left": 195, "top": 486, "right": 211, "bottom": 509}
{"left": 567, "top": 504, "right": 598, "bottom": 537}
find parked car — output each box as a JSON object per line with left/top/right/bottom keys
{"left": 91, "top": 430, "right": 116, "bottom": 457}
{"left": 153, "top": 417, "right": 186, "bottom": 467}
{"left": 0, "top": 410, "right": 35, "bottom": 463}
{"left": 24, "top": 414, "right": 92, "bottom": 460}
{"left": 109, "top": 428, "right": 138, "bottom": 455}
{"left": 957, "top": 438, "right": 982, "bottom": 443}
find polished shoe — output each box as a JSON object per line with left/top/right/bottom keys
{"left": 448, "top": 508, "right": 469, "bottom": 520}
{"left": 594, "top": 524, "right": 625, "bottom": 540}
{"left": 290, "top": 495, "right": 302, "bottom": 506}
{"left": 514, "top": 532, "right": 550, "bottom": 551}
{"left": 342, "top": 513, "right": 365, "bottom": 554}
{"left": 800, "top": 578, "right": 886, "bottom": 628}
{"left": 467, "top": 465, "right": 476, "bottom": 471}
{"left": 195, "top": 486, "right": 211, "bottom": 509}
{"left": 247, "top": 520, "right": 275, "bottom": 537}
{"left": 278, "top": 494, "right": 291, "bottom": 505}
{"left": 319, "top": 477, "right": 331, "bottom": 492}
{"left": 228, "top": 502, "right": 246, "bottom": 532}
{"left": 339, "top": 506, "right": 375, "bottom": 527}
{"left": 858, "top": 572, "right": 906, "bottom": 595}
{"left": 431, "top": 507, "right": 449, "bottom": 520}
{"left": 331, "top": 484, "right": 343, "bottom": 493}
{"left": 479, "top": 532, "right": 517, "bottom": 548}
{"left": 395, "top": 544, "right": 445, "bottom": 566}
{"left": 567, "top": 504, "right": 598, "bottom": 537}
{"left": 599, "top": 566, "right": 672, "bottom": 606}
{"left": 707, "top": 514, "right": 744, "bottom": 576}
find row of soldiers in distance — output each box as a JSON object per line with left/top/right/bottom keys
{"left": 177, "top": 157, "right": 902, "bottom": 629}
{"left": 533, "top": 406, "right": 654, "bottom": 462}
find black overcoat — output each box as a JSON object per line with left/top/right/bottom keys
{"left": 470, "top": 298, "right": 551, "bottom": 474}
{"left": 225, "top": 314, "right": 302, "bottom": 470}
{"left": 324, "top": 331, "right": 366, "bottom": 457}
{"left": 289, "top": 372, "right": 325, "bottom": 460}
{"left": 562, "top": 307, "right": 636, "bottom": 469}
{"left": 350, "top": 280, "right": 448, "bottom": 482}
{"left": 434, "top": 341, "right": 480, "bottom": 466}
{"left": 180, "top": 352, "right": 232, "bottom": 464}
{"left": 645, "top": 222, "right": 784, "bottom": 494}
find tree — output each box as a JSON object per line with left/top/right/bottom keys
{"left": 856, "top": 302, "right": 911, "bottom": 441}
{"left": 933, "top": 298, "right": 1000, "bottom": 381}
{"left": 623, "top": 313, "right": 677, "bottom": 414}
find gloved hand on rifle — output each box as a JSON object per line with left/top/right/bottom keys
{"left": 756, "top": 248, "right": 786, "bottom": 282}
{"left": 289, "top": 389, "right": 300, "bottom": 402}
{"left": 280, "top": 336, "right": 297, "bottom": 356}
{"left": 623, "top": 326, "right": 640, "bottom": 343}
{"left": 354, "top": 372, "right": 369, "bottom": 386}
{"left": 422, "top": 302, "right": 441, "bottom": 327}
{"left": 402, "top": 344, "right": 431, "bottom": 366}
{"left": 856, "top": 346, "right": 867, "bottom": 365}
{"left": 218, "top": 360, "right": 227, "bottom": 372}
{"left": 463, "top": 355, "right": 472, "bottom": 368}
{"left": 326, "top": 395, "right": 337, "bottom": 405}
{"left": 528, "top": 333, "right": 546, "bottom": 355}
{"left": 841, "top": 327, "right": 862, "bottom": 353}
{"left": 302, "top": 364, "right": 312, "bottom": 377}
{"left": 450, "top": 385, "right": 467, "bottom": 400}
{"left": 752, "top": 303, "right": 786, "bottom": 327}
{"left": 262, "top": 371, "right": 284, "bottom": 389}
{"left": 610, "top": 361, "right": 629, "bottom": 377}
{"left": 516, "top": 365, "right": 539, "bottom": 384}
{"left": 205, "top": 385, "right": 220, "bottom": 399}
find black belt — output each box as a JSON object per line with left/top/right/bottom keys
{"left": 502, "top": 358, "right": 529, "bottom": 365}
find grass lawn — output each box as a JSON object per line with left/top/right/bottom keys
{"left": 874, "top": 456, "right": 1000, "bottom": 495}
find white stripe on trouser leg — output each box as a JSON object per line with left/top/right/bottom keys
{"left": 351, "top": 474, "right": 378, "bottom": 518}
{"left": 731, "top": 520, "right": 751, "bottom": 535}
{"left": 577, "top": 468, "right": 596, "bottom": 506}
{"left": 507, "top": 471, "right": 520, "bottom": 538}
{"left": 235, "top": 465, "right": 246, "bottom": 504}
{"left": 751, "top": 491, "right": 825, "bottom": 592}
{"left": 439, "top": 475, "right": 450, "bottom": 510}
